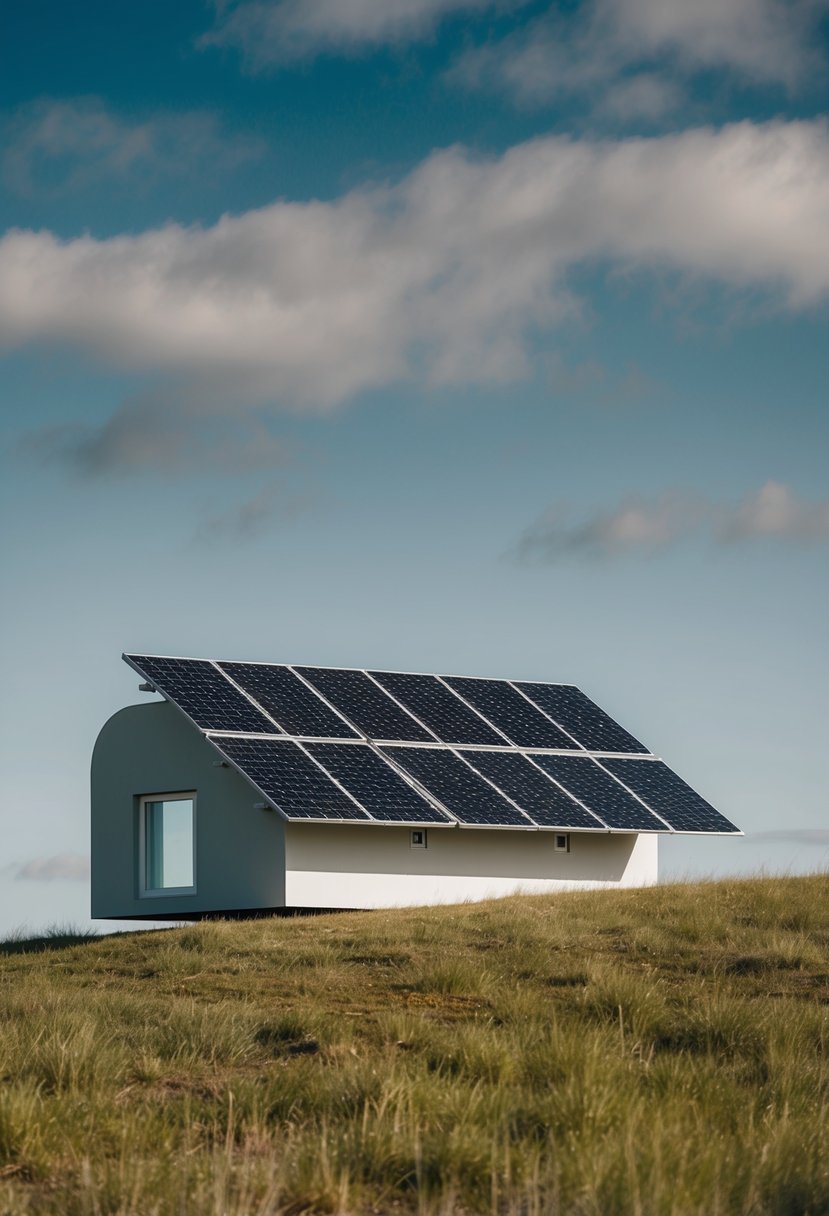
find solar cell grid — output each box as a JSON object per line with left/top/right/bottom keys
{"left": 530, "top": 754, "right": 668, "bottom": 832}
{"left": 382, "top": 746, "right": 531, "bottom": 827}
{"left": 603, "top": 759, "right": 740, "bottom": 833}
{"left": 306, "top": 743, "right": 452, "bottom": 823}
{"left": 445, "top": 676, "right": 580, "bottom": 750}
{"left": 462, "top": 751, "right": 607, "bottom": 829}
{"left": 219, "top": 662, "right": 359, "bottom": 738}
{"left": 370, "top": 671, "right": 505, "bottom": 746}
{"left": 516, "top": 683, "right": 648, "bottom": 754}
{"left": 126, "top": 655, "right": 277, "bottom": 734}
{"left": 210, "top": 737, "right": 369, "bottom": 820}
{"left": 298, "top": 667, "right": 434, "bottom": 741}
{"left": 124, "top": 655, "right": 734, "bottom": 836}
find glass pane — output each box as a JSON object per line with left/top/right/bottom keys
{"left": 145, "top": 798, "right": 194, "bottom": 890}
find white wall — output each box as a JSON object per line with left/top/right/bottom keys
{"left": 91, "top": 701, "right": 286, "bottom": 919}
{"left": 285, "top": 823, "right": 658, "bottom": 909}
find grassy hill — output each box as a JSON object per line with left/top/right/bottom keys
{"left": 1, "top": 875, "right": 828, "bottom": 1215}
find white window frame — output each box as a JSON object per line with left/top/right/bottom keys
{"left": 410, "top": 829, "right": 427, "bottom": 849}
{"left": 138, "top": 791, "right": 197, "bottom": 898}
{"left": 554, "top": 832, "right": 570, "bottom": 853}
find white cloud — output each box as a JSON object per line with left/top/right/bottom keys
{"left": 721, "top": 480, "right": 829, "bottom": 541}
{"left": 598, "top": 75, "right": 684, "bottom": 123}
{"left": 606, "top": 0, "right": 825, "bottom": 87}
{"left": 16, "top": 853, "right": 90, "bottom": 882}
{"left": 451, "top": 0, "right": 829, "bottom": 112}
{"left": 1, "top": 97, "right": 263, "bottom": 198}
{"left": 202, "top": 0, "right": 517, "bottom": 66}
{"left": 2, "top": 120, "right": 829, "bottom": 420}
{"left": 514, "top": 481, "right": 829, "bottom": 562}
{"left": 515, "top": 493, "right": 703, "bottom": 560}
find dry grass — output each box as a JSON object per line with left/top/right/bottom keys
{"left": 1, "top": 874, "right": 828, "bottom": 1214}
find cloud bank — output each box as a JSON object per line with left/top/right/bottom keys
{"left": 1, "top": 97, "right": 263, "bottom": 197}
{"left": 452, "top": 0, "right": 829, "bottom": 114}
{"left": 203, "top": 0, "right": 828, "bottom": 90}
{"left": 202, "top": 0, "right": 515, "bottom": 67}
{"left": 3, "top": 119, "right": 829, "bottom": 432}
{"left": 514, "top": 482, "right": 829, "bottom": 561}
{"left": 720, "top": 480, "right": 829, "bottom": 543}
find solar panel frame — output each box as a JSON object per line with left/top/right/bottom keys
{"left": 123, "top": 655, "right": 736, "bottom": 837}
{"left": 218, "top": 661, "right": 360, "bottom": 739}
{"left": 601, "top": 758, "right": 741, "bottom": 835}
{"left": 444, "top": 675, "right": 584, "bottom": 750}
{"left": 514, "top": 681, "right": 650, "bottom": 754}
{"left": 296, "top": 666, "right": 436, "bottom": 742}
{"left": 381, "top": 745, "right": 536, "bottom": 828}
{"left": 207, "top": 735, "right": 373, "bottom": 821}
{"left": 528, "top": 754, "right": 672, "bottom": 832}
{"left": 124, "top": 654, "right": 280, "bottom": 735}
{"left": 369, "top": 670, "right": 509, "bottom": 747}
{"left": 459, "top": 750, "right": 610, "bottom": 830}
{"left": 305, "top": 741, "right": 455, "bottom": 824}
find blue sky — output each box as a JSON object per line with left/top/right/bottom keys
{"left": 1, "top": 0, "right": 828, "bottom": 936}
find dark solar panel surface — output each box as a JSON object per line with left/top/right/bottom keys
{"left": 516, "top": 683, "right": 648, "bottom": 753}
{"left": 126, "top": 655, "right": 277, "bottom": 734}
{"left": 219, "top": 662, "right": 359, "bottom": 738}
{"left": 462, "top": 751, "right": 607, "bottom": 829}
{"left": 371, "top": 671, "right": 505, "bottom": 746}
{"left": 382, "top": 747, "right": 530, "bottom": 827}
{"left": 124, "top": 656, "right": 736, "bottom": 836}
{"left": 445, "top": 677, "right": 580, "bottom": 749}
{"left": 530, "top": 755, "right": 668, "bottom": 831}
{"left": 297, "top": 668, "right": 433, "bottom": 741}
{"left": 305, "top": 743, "right": 452, "bottom": 823}
{"left": 211, "top": 737, "right": 369, "bottom": 820}
{"left": 603, "top": 759, "right": 739, "bottom": 833}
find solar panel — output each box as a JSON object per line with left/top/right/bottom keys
{"left": 125, "top": 655, "right": 277, "bottom": 734}
{"left": 123, "top": 655, "right": 736, "bottom": 837}
{"left": 370, "top": 671, "right": 505, "bottom": 746}
{"left": 210, "top": 737, "right": 370, "bottom": 820}
{"left": 529, "top": 754, "right": 669, "bottom": 831}
{"left": 515, "top": 683, "right": 648, "bottom": 754}
{"left": 461, "top": 751, "right": 608, "bottom": 829}
{"left": 297, "top": 667, "right": 433, "bottom": 741}
{"left": 219, "top": 662, "right": 359, "bottom": 739}
{"left": 445, "top": 677, "right": 580, "bottom": 750}
{"left": 602, "top": 759, "right": 739, "bottom": 834}
{"left": 382, "top": 746, "right": 531, "bottom": 827}
{"left": 305, "top": 743, "right": 453, "bottom": 823}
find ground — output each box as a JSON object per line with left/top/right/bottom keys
{"left": 1, "top": 875, "right": 828, "bottom": 1214}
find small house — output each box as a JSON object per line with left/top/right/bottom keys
{"left": 90, "top": 655, "right": 740, "bottom": 919}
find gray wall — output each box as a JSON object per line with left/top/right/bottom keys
{"left": 91, "top": 701, "right": 286, "bottom": 919}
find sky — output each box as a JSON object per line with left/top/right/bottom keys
{"left": 1, "top": 0, "right": 828, "bottom": 937}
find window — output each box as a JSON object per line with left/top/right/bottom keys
{"left": 554, "top": 833, "right": 570, "bottom": 853}
{"left": 410, "top": 829, "right": 427, "bottom": 849}
{"left": 139, "top": 793, "right": 196, "bottom": 896}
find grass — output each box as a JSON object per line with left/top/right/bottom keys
{"left": 1, "top": 875, "right": 828, "bottom": 1214}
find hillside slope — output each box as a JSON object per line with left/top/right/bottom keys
{"left": 1, "top": 876, "right": 828, "bottom": 1215}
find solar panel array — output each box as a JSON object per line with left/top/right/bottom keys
{"left": 123, "top": 654, "right": 740, "bottom": 836}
